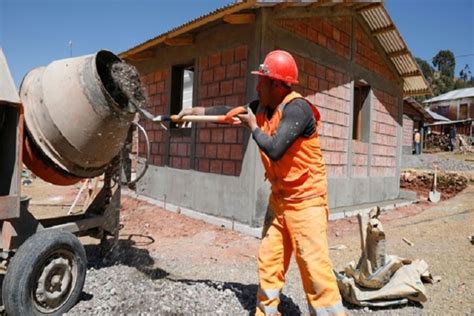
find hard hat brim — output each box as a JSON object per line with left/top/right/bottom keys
{"left": 250, "top": 70, "right": 299, "bottom": 84}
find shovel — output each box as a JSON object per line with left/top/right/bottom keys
{"left": 428, "top": 165, "right": 440, "bottom": 203}
{"left": 133, "top": 102, "right": 246, "bottom": 126}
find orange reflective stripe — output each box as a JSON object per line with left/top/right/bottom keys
{"left": 256, "top": 92, "right": 327, "bottom": 209}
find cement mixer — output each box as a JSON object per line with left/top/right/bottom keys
{"left": 0, "top": 48, "right": 148, "bottom": 314}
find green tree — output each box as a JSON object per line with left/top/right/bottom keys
{"left": 416, "top": 57, "right": 434, "bottom": 82}
{"left": 431, "top": 75, "right": 455, "bottom": 95}
{"left": 454, "top": 65, "right": 474, "bottom": 89}
{"left": 432, "top": 50, "right": 456, "bottom": 78}
{"left": 459, "top": 64, "right": 472, "bottom": 82}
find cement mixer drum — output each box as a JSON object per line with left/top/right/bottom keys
{"left": 21, "top": 50, "right": 142, "bottom": 185}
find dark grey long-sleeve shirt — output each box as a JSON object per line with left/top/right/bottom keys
{"left": 205, "top": 99, "right": 316, "bottom": 161}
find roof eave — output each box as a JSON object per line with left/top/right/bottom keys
{"left": 120, "top": 0, "right": 256, "bottom": 59}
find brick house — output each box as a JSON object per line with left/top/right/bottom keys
{"left": 423, "top": 87, "right": 474, "bottom": 137}
{"left": 120, "top": 0, "right": 430, "bottom": 226}
{"left": 402, "top": 97, "right": 433, "bottom": 154}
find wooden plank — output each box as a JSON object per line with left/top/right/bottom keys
{"left": 127, "top": 50, "right": 156, "bottom": 61}
{"left": 403, "top": 89, "right": 432, "bottom": 97}
{"left": 401, "top": 71, "right": 422, "bottom": 78}
{"left": 372, "top": 25, "right": 396, "bottom": 36}
{"left": 387, "top": 49, "right": 410, "bottom": 59}
{"left": 164, "top": 35, "right": 194, "bottom": 46}
{"left": 0, "top": 195, "right": 19, "bottom": 220}
{"left": 1, "top": 220, "right": 17, "bottom": 251}
{"left": 223, "top": 13, "right": 256, "bottom": 24}
{"left": 273, "top": 2, "right": 294, "bottom": 11}
{"left": 355, "top": 2, "right": 382, "bottom": 12}
{"left": 309, "top": 0, "right": 332, "bottom": 9}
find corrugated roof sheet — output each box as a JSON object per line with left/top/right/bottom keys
{"left": 423, "top": 87, "right": 474, "bottom": 104}
{"left": 0, "top": 48, "right": 20, "bottom": 104}
{"left": 425, "top": 109, "right": 450, "bottom": 122}
{"left": 357, "top": 4, "right": 430, "bottom": 96}
{"left": 121, "top": 0, "right": 431, "bottom": 96}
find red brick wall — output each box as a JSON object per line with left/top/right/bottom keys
{"left": 276, "top": 15, "right": 401, "bottom": 179}
{"left": 137, "top": 46, "right": 248, "bottom": 175}
{"left": 291, "top": 53, "right": 351, "bottom": 178}
{"left": 276, "top": 16, "right": 352, "bottom": 60}
{"left": 139, "top": 69, "right": 169, "bottom": 166}
{"left": 403, "top": 116, "right": 414, "bottom": 147}
{"left": 352, "top": 140, "right": 368, "bottom": 177}
{"left": 372, "top": 90, "right": 398, "bottom": 177}
{"left": 195, "top": 45, "right": 248, "bottom": 176}
{"left": 355, "top": 20, "right": 396, "bottom": 81}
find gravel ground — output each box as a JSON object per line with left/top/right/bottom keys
{"left": 66, "top": 242, "right": 300, "bottom": 315}
{"left": 64, "top": 185, "right": 474, "bottom": 315}
{"left": 18, "top": 153, "right": 474, "bottom": 315}
{"left": 402, "top": 153, "right": 474, "bottom": 171}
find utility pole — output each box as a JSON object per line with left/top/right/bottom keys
{"left": 69, "top": 40, "right": 73, "bottom": 57}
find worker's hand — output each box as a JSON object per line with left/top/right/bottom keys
{"left": 237, "top": 108, "right": 257, "bottom": 132}
{"left": 176, "top": 107, "right": 205, "bottom": 127}
{"left": 177, "top": 107, "right": 202, "bottom": 119}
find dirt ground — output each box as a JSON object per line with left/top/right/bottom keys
{"left": 21, "top": 175, "right": 474, "bottom": 314}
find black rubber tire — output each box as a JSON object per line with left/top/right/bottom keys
{"left": 2, "top": 230, "right": 87, "bottom": 315}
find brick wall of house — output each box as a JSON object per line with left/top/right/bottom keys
{"left": 276, "top": 16, "right": 352, "bottom": 61}
{"left": 402, "top": 115, "right": 414, "bottom": 147}
{"left": 138, "top": 11, "right": 402, "bottom": 180}
{"left": 355, "top": 20, "right": 396, "bottom": 82}
{"left": 372, "top": 90, "right": 398, "bottom": 176}
{"left": 277, "top": 16, "right": 400, "bottom": 179}
{"left": 194, "top": 45, "right": 248, "bottom": 176}
{"left": 291, "top": 53, "right": 351, "bottom": 178}
{"left": 139, "top": 69, "right": 169, "bottom": 166}
{"left": 137, "top": 46, "right": 248, "bottom": 176}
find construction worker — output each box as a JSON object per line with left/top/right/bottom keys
{"left": 178, "top": 50, "right": 344, "bottom": 315}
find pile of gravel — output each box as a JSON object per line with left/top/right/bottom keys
{"left": 402, "top": 154, "right": 473, "bottom": 171}
{"left": 66, "top": 244, "right": 301, "bottom": 315}
{"left": 67, "top": 265, "right": 251, "bottom": 314}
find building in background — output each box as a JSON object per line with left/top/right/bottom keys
{"left": 120, "top": 0, "right": 430, "bottom": 226}
{"left": 402, "top": 97, "right": 433, "bottom": 154}
{"left": 423, "top": 87, "right": 474, "bottom": 137}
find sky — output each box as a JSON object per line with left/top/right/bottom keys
{"left": 1, "top": 0, "right": 473, "bottom": 87}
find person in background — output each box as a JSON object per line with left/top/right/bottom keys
{"left": 448, "top": 126, "right": 457, "bottom": 152}
{"left": 178, "top": 50, "right": 344, "bottom": 316}
{"left": 414, "top": 128, "right": 421, "bottom": 155}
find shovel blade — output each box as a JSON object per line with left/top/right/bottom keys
{"left": 429, "top": 191, "right": 441, "bottom": 203}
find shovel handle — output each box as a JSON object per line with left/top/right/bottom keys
{"left": 153, "top": 114, "right": 241, "bottom": 125}
{"left": 152, "top": 106, "right": 247, "bottom": 126}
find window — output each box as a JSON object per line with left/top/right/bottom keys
{"left": 459, "top": 103, "right": 468, "bottom": 120}
{"left": 352, "top": 80, "right": 371, "bottom": 142}
{"left": 170, "top": 63, "right": 194, "bottom": 128}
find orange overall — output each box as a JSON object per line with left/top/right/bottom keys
{"left": 255, "top": 92, "right": 344, "bottom": 316}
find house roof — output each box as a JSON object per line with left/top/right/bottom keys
{"left": 120, "top": 0, "right": 431, "bottom": 97}
{"left": 425, "top": 118, "right": 472, "bottom": 127}
{"left": 0, "top": 48, "right": 20, "bottom": 105}
{"left": 423, "top": 87, "right": 474, "bottom": 104}
{"left": 425, "top": 109, "right": 450, "bottom": 122}
{"left": 403, "top": 97, "right": 434, "bottom": 122}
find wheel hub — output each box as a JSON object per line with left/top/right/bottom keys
{"left": 35, "top": 256, "right": 74, "bottom": 311}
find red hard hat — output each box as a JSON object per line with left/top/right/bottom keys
{"left": 251, "top": 50, "right": 299, "bottom": 84}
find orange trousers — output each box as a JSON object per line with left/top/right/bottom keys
{"left": 256, "top": 203, "right": 344, "bottom": 316}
